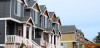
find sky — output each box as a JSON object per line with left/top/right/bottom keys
{"left": 38, "top": 0, "right": 100, "bottom": 41}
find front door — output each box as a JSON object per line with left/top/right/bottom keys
{"left": 18, "top": 27, "right": 22, "bottom": 36}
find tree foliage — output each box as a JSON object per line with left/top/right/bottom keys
{"left": 94, "top": 32, "right": 100, "bottom": 48}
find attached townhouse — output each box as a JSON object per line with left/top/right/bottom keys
{"left": 76, "top": 29, "right": 84, "bottom": 48}
{"left": 60, "top": 25, "right": 85, "bottom": 48}
{"left": 0, "top": 0, "right": 62, "bottom": 48}
{"left": 60, "top": 25, "right": 77, "bottom": 48}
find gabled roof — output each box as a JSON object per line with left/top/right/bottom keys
{"left": 33, "top": 3, "right": 41, "bottom": 12}
{"left": 20, "top": 16, "right": 30, "bottom": 21}
{"left": 39, "top": 5, "right": 47, "bottom": 14}
{"left": 53, "top": 17, "right": 61, "bottom": 25}
{"left": 24, "top": 0, "right": 36, "bottom": 7}
{"left": 20, "top": 16, "right": 34, "bottom": 25}
{"left": 53, "top": 17, "right": 59, "bottom": 22}
{"left": 61, "top": 25, "right": 76, "bottom": 33}
{"left": 44, "top": 27, "right": 56, "bottom": 34}
{"left": 48, "top": 12, "right": 55, "bottom": 18}
{"left": 77, "top": 29, "right": 84, "bottom": 36}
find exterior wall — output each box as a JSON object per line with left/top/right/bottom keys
{"left": 0, "top": 0, "right": 10, "bottom": 18}
{"left": 61, "top": 42, "right": 73, "bottom": 48}
{"left": 0, "top": 20, "right": 5, "bottom": 44}
{"left": 76, "top": 35, "right": 79, "bottom": 41}
{"left": 11, "top": 0, "right": 24, "bottom": 21}
{"left": 80, "top": 37, "right": 83, "bottom": 41}
{"left": 61, "top": 33, "right": 75, "bottom": 41}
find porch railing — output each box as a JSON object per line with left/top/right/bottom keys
{"left": 5, "top": 35, "right": 41, "bottom": 48}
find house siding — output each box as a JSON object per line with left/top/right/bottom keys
{"left": 0, "top": 0, "right": 10, "bottom": 18}
{"left": 67, "top": 42, "right": 73, "bottom": 48}
{"left": 61, "top": 33, "right": 75, "bottom": 41}
{"left": 0, "top": 20, "right": 5, "bottom": 44}
{"left": 11, "top": 0, "right": 24, "bottom": 21}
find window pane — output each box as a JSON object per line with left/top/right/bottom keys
{"left": 45, "top": 17, "right": 47, "bottom": 28}
{"left": 63, "top": 43, "right": 66, "bottom": 48}
{"left": 35, "top": 12, "right": 38, "bottom": 24}
{"left": 15, "top": 1, "right": 21, "bottom": 16}
{"left": 17, "top": 1, "right": 21, "bottom": 16}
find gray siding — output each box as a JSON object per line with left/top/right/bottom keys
{"left": 0, "top": 20, "right": 5, "bottom": 44}
{"left": 11, "top": 0, "right": 24, "bottom": 21}
{"left": 0, "top": 0, "right": 10, "bottom": 18}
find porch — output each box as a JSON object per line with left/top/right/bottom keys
{"left": 5, "top": 20, "right": 40, "bottom": 48}
{"left": 5, "top": 35, "right": 40, "bottom": 48}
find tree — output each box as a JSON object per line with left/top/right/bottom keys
{"left": 94, "top": 32, "right": 100, "bottom": 48}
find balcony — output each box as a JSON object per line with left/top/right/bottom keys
{"left": 5, "top": 35, "right": 40, "bottom": 48}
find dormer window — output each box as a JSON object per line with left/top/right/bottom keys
{"left": 15, "top": 0, "right": 21, "bottom": 17}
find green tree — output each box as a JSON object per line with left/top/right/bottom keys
{"left": 94, "top": 32, "right": 100, "bottom": 48}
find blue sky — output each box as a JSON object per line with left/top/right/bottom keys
{"left": 38, "top": 0, "right": 100, "bottom": 41}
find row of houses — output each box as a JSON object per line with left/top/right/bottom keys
{"left": 0, "top": 0, "right": 93, "bottom": 48}
{"left": 0, "top": 0, "right": 61, "bottom": 48}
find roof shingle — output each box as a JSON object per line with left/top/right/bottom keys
{"left": 61, "top": 25, "right": 76, "bottom": 33}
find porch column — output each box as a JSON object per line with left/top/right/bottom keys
{"left": 56, "top": 36, "right": 57, "bottom": 48}
{"left": 49, "top": 34, "right": 51, "bottom": 43}
{"left": 52, "top": 34, "right": 54, "bottom": 48}
{"left": 23, "top": 24, "right": 26, "bottom": 38}
{"left": 29, "top": 25, "right": 32, "bottom": 40}
{"left": 78, "top": 43, "right": 79, "bottom": 48}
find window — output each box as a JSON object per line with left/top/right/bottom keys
{"left": 15, "top": 0, "right": 21, "bottom": 16}
{"left": 34, "top": 11, "right": 38, "bottom": 24}
{"left": 61, "top": 43, "right": 67, "bottom": 48}
{"left": 58, "top": 24, "right": 60, "bottom": 30}
{"left": 40, "top": 15, "right": 42, "bottom": 27}
{"left": 45, "top": 16, "right": 47, "bottom": 28}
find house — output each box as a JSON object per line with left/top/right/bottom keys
{"left": 60, "top": 25, "right": 85, "bottom": 48}
{"left": 76, "top": 29, "right": 84, "bottom": 48}
{"left": 60, "top": 25, "right": 77, "bottom": 48}
{"left": 0, "top": 0, "right": 62, "bottom": 48}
